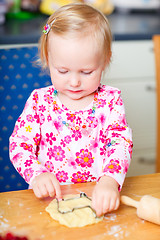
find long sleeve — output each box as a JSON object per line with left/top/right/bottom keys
{"left": 9, "top": 85, "right": 133, "bottom": 187}
{"left": 100, "top": 90, "right": 133, "bottom": 189}
{"left": 9, "top": 90, "right": 48, "bottom": 185}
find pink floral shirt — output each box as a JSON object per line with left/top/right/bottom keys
{"left": 9, "top": 84, "right": 133, "bottom": 188}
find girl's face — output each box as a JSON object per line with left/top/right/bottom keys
{"left": 48, "top": 33, "right": 107, "bottom": 108}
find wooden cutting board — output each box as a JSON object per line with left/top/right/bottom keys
{"left": 0, "top": 173, "right": 160, "bottom": 240}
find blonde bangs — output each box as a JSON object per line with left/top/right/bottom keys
{"left": 38, "top": 3, "right": 112, "bottom": 69}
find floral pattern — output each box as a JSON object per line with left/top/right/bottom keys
{"left": 9, "top": 84, "right": 133, "bottom": 188}
{"left": 75, "top": 149, "right": 94, "bottom": 168}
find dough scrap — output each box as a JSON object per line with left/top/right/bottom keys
{"left": 46, "top": 194, "right": 103, "bottom": 228}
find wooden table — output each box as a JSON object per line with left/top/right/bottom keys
{"left": 0, "top": 173, "right": 160, "bottom": 240}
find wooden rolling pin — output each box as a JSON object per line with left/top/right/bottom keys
{"left": 121, "top": 195, "right": 160, "bottom": 225}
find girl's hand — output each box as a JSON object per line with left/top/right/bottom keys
{"left": 31, "top": 172, "right": 62, "bottom": 199}
{"left": 91, "top": 176, "right": 120, "bottom": 217}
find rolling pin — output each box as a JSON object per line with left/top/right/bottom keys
{"left": 121, "top": 195, "right": 160, "bottom": 225}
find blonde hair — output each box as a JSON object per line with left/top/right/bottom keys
{"left": 39, "top": 3, "right": 112, "bottom": 69}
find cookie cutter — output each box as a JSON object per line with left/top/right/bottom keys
{"left": 56, "top": 192, "right": 97, "bottom": 217}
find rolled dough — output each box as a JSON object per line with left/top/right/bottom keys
{"left": 46, "top": 194, "right": 103, "bottom": 228}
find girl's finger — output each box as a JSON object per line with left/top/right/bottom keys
{"left": 32, "top": 185, "right": 41, "bottom": 198}
{"left": 107, "top": 197, "right": 116, "bottom": 212}
{"left": 102, "top": 196, "right": 110, "bottom": 214}
{"left": 46, "top": 179, "right": 56, "bottom": 197}
{"left": 91, "top": 190, "right": 96, "bottom": 210}
{"left": 114, "top": 198, "right": 120, "bottom": 210}
{"left": 51, "top": 176, "right": 62, "bottom": 200}
{"left": 96, "top": 195, "right": 104, "bottom": 217}
{"left": 39, "top": 183, "right": 49, "bottom": 198}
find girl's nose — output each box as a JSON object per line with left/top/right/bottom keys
{"left": 70, "top": 74, "right": 81, "bottom": 87}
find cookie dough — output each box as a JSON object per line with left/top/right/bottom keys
{"left": 46, "top": 194, "right": 103, "bottom": 228}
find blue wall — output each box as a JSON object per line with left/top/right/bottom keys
{"left": 0, "top": 46, "right": 51, "bottom": 192}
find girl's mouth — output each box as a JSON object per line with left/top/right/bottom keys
{"left": 68, "top": 90, "right": 82, "bottom": 93}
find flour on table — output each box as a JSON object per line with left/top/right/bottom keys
{"left": 46, "top": 194, "right": 103, "bottom": 228}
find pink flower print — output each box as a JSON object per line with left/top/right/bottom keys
{"left": 17, "top": 117, "right": 21, "bottom": 122}
{"left": 64, "top": 135, "right": 72, "bottom": 144}
{"left": 72, "top": 129, "right": 82, "bottom": 141}
{"left": 88, "top": 108, "right": 93, "bottom": 115}
{"left": 17, "top": 167, "right": 23, "bottom": 177}
{"left": 47, "top": 115, "right": 52, "bottom": 122}
{"left": 60, "top": 139, "right": 66, "bottom": 147}
{"left": 107, "top": 89, "right": 116, "bottom": 96}
{"left": 119, "top": 114, "right": 127, "bottom": 126}
{"left": 116, "top": 96, "right": 123, "bottom": 106}
{"left": 12, "top": 125, "right": 19, "bottom": 137}
{"left": 46, "top": 132, "right": 56, "bottom": 145}
{"left": 44, "top": 94, "right": 53, "bottom": 104}
{"left": 99, "top": 130, "right": 107, "bottom": 144}
{"left": 45, "top": 161, "right": 54, "bottom": 172}
{"left": 108, "top": 123, "right": 126, "bottom": 131}
{"left": 12, "top": 152, "right": 23, "bottom": 164}
{"left": 112, "top": 133, "right": 121, "bottom": 138}
{"left": 121, "top": 159, "right": 129, "bottom": 174}
{"left": 33, "top": 92, "right": 38, "bottom": 103}
{"left": 53, "top": 119, "right": 63, "bottom": 131}
{"left": 66, "top": 113, "right": 76, "bottom": 122}
{"left": 47, "top": 148, "right": 54, "bottom": 160}
{"left": 32, "top": 103, "right": 38, "bottom": 112}
{"left": 53, "top": 103, "right": 61, "bottom": 113}
{"left": 104, "top": 159, "right": 121, "bottom": 174}
{"left": 97, "top": 98, "right": 106, "bottom": 108}
{"left": 100, "top": 146, "right": 106, "bottom": 156}
{"left": 39, "top": 113, "right": 45, "bottom": 125}
{"left": 88, "top": 116, "right": 98, "bottom": 128}
{"left": 20, "top": 120, "right": 25, "bottom": 128}
{"left": 60, "top": 135, "right": 72, "bottom": 147}
{"left": 10, "top": 142, "right": 17, "bottom": 152}
{"left": 24, "top": 168, "right": 34, "bottom": 182}
{"left": 33, "top": 133, "right": 41, "bottom": 146}
{"left": 53, "top": 146, "right": 65, "bottom": 161}
{"left": 76, "top": 149, "right": 94, "bottom": 168}
{"left": 24, "top": 159, "right": 33, "bottom": 167}
{"left": 71, "top": 171, "right": 90, "bottom": 183}
{"left": 107, "top": 149, "right": 115, "bottom": 157}
{"left": 20, "top": 143, "right": 33, "bottom": 152}
{"left": 40, "top": 136, "right": 47, "bottom": 150}
{"left": 39, "top": 105, "right": 46, "bottom": 112}
{"left": 128, "top": 141, "right": 133, "bottom": 158}
{"left": 108, "top": 98, "right": 114, "bottom": 111}
{"left": 26, "top": 114, "right": 34, "bottom": 122}
{"left": 75, "top": 116, "right": 82, "bottom": 125}
{"left": 67, "top": 157, "right": 77, "bottom": 169}
{"left": 98, "top": 86, "right": 104, "bottom": 93}
{"left": 34, "top": 113, "right": 40, "bottom": 123}
{"left": 89, "top": 138, "right": 98, "bottom": 153}
{"left": 99, "top": 113, "right": 106, "bottom": 125}
{"left": 56, "top": 171, "right": 68, "bottom": 183}
{"left": 47, "top": 87, "right": 54, "bottom": 95}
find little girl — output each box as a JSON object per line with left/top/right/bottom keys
{"left": 9, "top": 3, "right": 132, "bottom": 217}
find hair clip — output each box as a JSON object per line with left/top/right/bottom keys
{"left": 43, "top": 19, "right": 56, "bottom": 35}
{"left": 43, "top": 23, "right": 51, "bottom": 35}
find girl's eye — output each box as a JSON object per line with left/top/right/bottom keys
{"left": 82, "top": 71, "right": 93, "bottom": 75}
{"left": 58, "top": 70, "right": 68, "bottom": 74}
